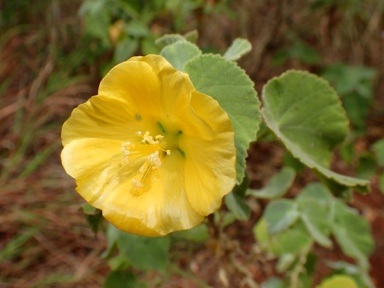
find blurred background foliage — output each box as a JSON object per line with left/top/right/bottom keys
{"left": 1, "top": 0, "right": 383, "bottom": 287}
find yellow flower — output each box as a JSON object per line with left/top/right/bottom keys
{"left": 61, "top": 55, "right": 236, "bottom": 236}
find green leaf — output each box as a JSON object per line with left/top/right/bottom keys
{"left": 82, "top": 202, "right": 98, "bottom": 214}
{"left": 82, "top": 203, "right": 103, "bottom": 234}
{"left": 171, "top": 224, "right": 208, "bottom": 242}
{"left": 326, "top": 261, "right": 373, "bottom": 288}
{"left": 321, "top": 64, "right": 376, "bottom": 98}
{"left": 321, "top": 64, "right": 376, "bottom": 131}
{"left": 108, "top": 253, "right": 131, "bottom": 271}
{"left": 247, "top": 167, "right": 295, "bottom": 199}
{"left": 379, "top": 174, "right": 384, "bottom": 194}
{"left": 223, "top": 38, "right": 252, "bottom": 61}
{"left": 316, "top": 275, "right": 358, "bottom": 288}
{"left": 261, "top": 70, "right": 369, "bottom": 192}
{"left": 315, "top": 173, "right": 353, "bottom": 200}
{"left": 114, "top": 37, "right": 139, "bottom": 63}
{"left": 331, "top": 200, "right": 374, "bottom": 270}
{"left": 283, "top": 151, "right": 306, "bottom": 173}
{"left": 160, "top": 41, "right": 201, "bottom": 71}
{"left": 124, "top": 20, "right": 149, "bottom": 37}
{"left": 265, "top": 199, "right": 299, "bottom": 234}
{"left": 372, "top": 138, "right": 384, "bottom": 167}
{"left": 155, "top": 34, "right": 186, "bottom": 48}
{"left": 84, "top": 211, "right": 103, "bottom": 234}
{"left": 111, "top": 225, "right": 171, "bottom": 272}
{"left": 273, "top": 41, "right": 321, "bottom": 66}
{"left": 261, "top": 277, "right": 285, "bottom": 288}
{"left": 254, "top": 218, "right": 312, "bottom": 256}
{"left": 326, "top": 261, "right": 359, "bottom": 275}
{"left": 183, "top": 30, "right": 198, "bottom": 43}
{"left": 356, "top": 153, "right": 376, "bottom": 180}
{"left": 296, "top": 184, "right": 332, "bottom": 247}
{"left": 83, "top": 10, "right": 111, "bottom": 48}
{"left": 185, "top": 54, "right": 260, "bottom": 182}
{"left": 269, "top": 223, "right": 312, "bottom": 256}
{"left": 104, "top": 270, "right": 137, "bottom": 288}
{"left": 254, "top": 217, "right": 269, "bottom": 246}
{"left": 225, "top": 176, "right": 251, "bottom": 220}
{"left": 276, "top": 253, "right": 296, "bottom": 272}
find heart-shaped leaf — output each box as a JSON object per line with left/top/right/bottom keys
{"left": 262, "top": 71, "right": 369, "bottom": 193}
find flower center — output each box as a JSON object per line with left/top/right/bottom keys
{"left": 121, "top": 130, "right": 171, "bottom": 196}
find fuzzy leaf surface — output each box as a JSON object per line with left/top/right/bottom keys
{"left": 262, "top": 71, "right": 369, "bottom": 192}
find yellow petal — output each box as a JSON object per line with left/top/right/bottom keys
{"left": 62, "top": 95, "right": 145, "bottom": 146}
{"left": 98, "top": 56, "right": 162, "bottom": 119}
{"left": 102, "top": 155, "right": 204, "bottom": 236}
{"left": 61, "top": 138, "right": 133, "bottom": 207}
{"left": 183, "top": 91, "right": 236, "bottom": 216}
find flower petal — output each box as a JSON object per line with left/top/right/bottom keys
{"left": 61, "top": 95, "right": 147, "bottom": 146}
{"left": 183, "top": 91, "right": 236, "bottom": 216}
{"left": 102, "top": 155, "right": 204, "bottom": 236}
{"left": 98, "top": 56, "right": 162, "bottom": 119}
{"left": 61, "top": 138, "right": 134, "bottom": 206}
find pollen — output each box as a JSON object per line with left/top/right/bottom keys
{"left": 121, "top": 141, "right": 135, "bottom": 163}
{"left": 148, "top": 151, "right": 162, "bottom": 168}
{"left": 139, "top": 131, "right": 166, "bottom": 146}
{"left": 132, "top": 179, "right": 144, "bottom": 189}
{"left": 122, "top": 130, "right": 173, "bottom": 195}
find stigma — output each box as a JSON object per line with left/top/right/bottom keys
{"left": 120, "top": 131, "right": 172, "bottom": 195}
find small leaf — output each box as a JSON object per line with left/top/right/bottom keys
{"left": 223, "top": 38, "right": 252, "bottom": 61}
{"left": 356, "top": 153, "right": 376, "bottom": 180}
{"left": 283, "top": 151, "right": 306, "bottom": 173}
{"left": 225, "top": 176, "right": 251, "bottom": 220}
{"left": 124, "top": 20, "right": 148, "bottom": 37}
{"left": 82, "top": 203, "right": 98, "bottom": 214}
{"left": 316, "top": 275, "right": 358, "bottom": 288}
{"left": 269, "top": 223, "right": 312, "bottom": 256}
{"left": 276, "top": 254, "right": 296, "bottom": 272}
{"left": 82, "top": 203, "right": 103, "bottom": 234}
{"left": 255, "top": 218, "right": 312, "bottom": 257}
{"left": 265, "top": 199, "right": 299, "bottom": 234}
{"left": 160, "top": 41, "right": 201, "bottom": 71}
{"left": 185, "top": 54, "right": 260, "bottom": 182}
{"left": 262, "top": 70, "right": 369, "bottom": 192}
{"left": 114, "top": 37, "right": 139, "bottom": 63}
{"left": 254, "top": 217, "right": 269, "bottom": 247}
{"left": 261, "top": 277, "right": 285, "bottom": 288}
{"left": 155, "top": 34, "right": 186, "bottom": 48}
{"left": 104, "top": 270, "right": 137, "bottom": 288}
{"left": 379, "top": 174, "right": 384, "bottom": 194}
{"left": 108, "top": 253, "right": 130, "bottom": 271}
{"left": 372, "top": 138, "right": 384, "bottom": 167}
{"left": 247, "top": 167, "right": 295, "bottom": 199}
{"left": 326, "top": 261, "right": 373, "bottom": 288}
{"left": 184, "top": 30, "right": 198, "bottom": 43}
{"left": 331, "top": 200, "right": 374, "bottom": 270}
{"left": 111, "top": 225, "right": 171, "bottom": 272}
{"left": 171, "top": 224, "right": 208, "bottom": 242}
{"left": 297, "top": 184, "right": 332, "bottom": 247}
{"left": 273, "top": 41, "right": 321, "bottom": 66}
